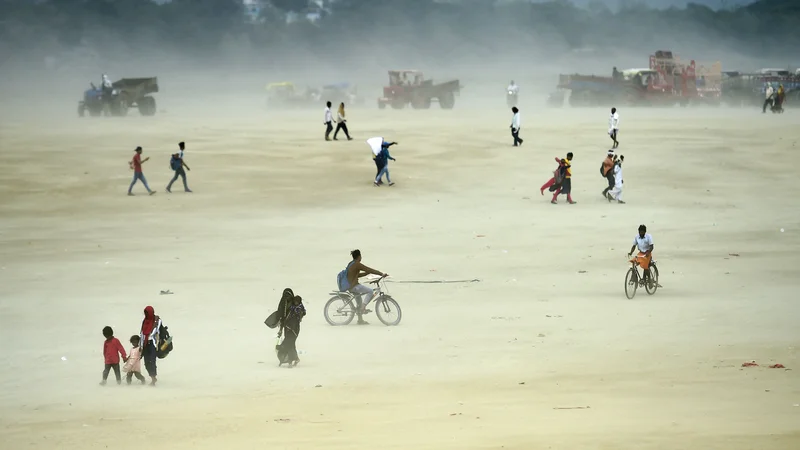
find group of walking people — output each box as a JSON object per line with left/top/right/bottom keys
{"left": 763, "top": 83, "right": 786, "bottom": 113}
{"left": 531, "top": 107, "right": 626, "bottom": 205}
{"left": 324, "top": 101, "right": 353, "bottom": 141}
{"left": 101, "top": 306, "right": 170, "bottom": 386}
{"left": 601, "top": 150, "right": 625, "bottom": 204}
{"left": 322, "top": 101, "right": 402, "bottom": 186}
{"left": 127, "top": 142, "right": 192, "bottom": 196}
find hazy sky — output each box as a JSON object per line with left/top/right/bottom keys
{"left": 148, "top": 0, "right": 759, "bottom": 9}
{"left": 532, "top": 0, "right": 757, "bottom": 9}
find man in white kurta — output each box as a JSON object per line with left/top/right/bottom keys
{"left": 608, "top": 155, "right": 624, "bottom": 204}
{"left": 608, "top": 107, "right": 620, "bottom": 148}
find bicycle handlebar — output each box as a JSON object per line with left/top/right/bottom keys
{"left": 368, "top": 275, "right": 388, "bottom": 284}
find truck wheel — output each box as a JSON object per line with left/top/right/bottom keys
{"left": 110, "top": 97, "right": 128, "bottom": 117}
{"left": 411, "top": 94, "right": 431, "bottom": 109}
{"left": 138, "top": 96, "right": 157, "bottom": 116}
{"left": 623, "top": 88, "right": 640, "bottom": 107}
{"left": 569, "top": 90, "right": 591, "bottom": 107}
{"left": 378, "top": 101, "right": 386, "bottom": 110}
{"left": 439, "top": 92, "right": 455, "bottom": 109}
{"left": 78, "top": 104, "right": 85, "bottom": 117}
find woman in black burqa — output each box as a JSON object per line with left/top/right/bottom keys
{"left": 276, "top": 288, "right": 306, "bottom": 367}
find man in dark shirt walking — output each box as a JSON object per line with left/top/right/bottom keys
{"left": 167, "top": 141, "right": 192, "bottom": 193}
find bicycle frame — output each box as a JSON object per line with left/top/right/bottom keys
{"left": 629, "top": 259, "right": 657, "bottom": 285}
{"left": 330, "top": 276, "right": 388, "bottom": 304}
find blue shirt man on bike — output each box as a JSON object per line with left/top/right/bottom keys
{"left": 344, "top": 249, "right": 388, "bottom": 325}
{"left": 629, "top": 225, "right": 654, "bottom": 283}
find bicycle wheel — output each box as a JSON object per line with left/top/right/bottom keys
{"left": 375, "top": 296, "right": 402, "bottom": 326}
{"left": 625, "top": 267, "right": 638, "bottom": 299}
{"left": 324, "top": 295, "right": 356, "bottom": 326}
{"left": 645, "top": 265, "right": 659, "bottom": 295}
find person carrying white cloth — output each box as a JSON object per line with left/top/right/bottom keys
{"left": 607, "top": 155, "right": 624, "bottom": 204}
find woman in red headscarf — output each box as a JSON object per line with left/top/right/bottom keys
{"left": 139, "top": 306, "right": 161, "bottom": 385}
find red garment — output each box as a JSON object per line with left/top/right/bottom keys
{"left": 141, "top": 306, "right": 156, "bottom": 337}
{"left": 132, "top": 153, "right": 143, "bottom": 173}
{"left": 103, "top": 337, "right": 127, "bottom": 364}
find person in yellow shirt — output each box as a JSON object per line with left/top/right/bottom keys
{"left": 775, "top": 84, "right": 785, "bottom": 112}
{"left": 551, "top": 152, "right": 576, "bottom": 204}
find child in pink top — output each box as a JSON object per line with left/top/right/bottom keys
{"left": 123, "top": 335, "right": 146, "bottom": 385}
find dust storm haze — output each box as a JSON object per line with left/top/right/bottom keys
{"left": 1, "top": 1, "right": 799, "bottom": 450}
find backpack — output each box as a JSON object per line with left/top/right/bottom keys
{"left": 156, "top": 322, "right": 173, "bottom": 359}
{"left": 600, "top": 161, "right": 606, "bottom": 176}
{"left": 337, "top": 261, "right": 355, "bottom": 292}
{"left": 169, "top": 155, "right": 181, "bottom": 171}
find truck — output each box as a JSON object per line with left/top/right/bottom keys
{"left": 377, "top": 70, "right": 461, "bottom": 110}
{"left": 320, "top": 82, "right": 364, "bottom": 107}
{"left": 78, "top": 77, "right": 159, "bottom": 117}
{"left": 266, "top": 81, "right": 364, "bottom": 109}
{"left": 552, "top": 51, "right": 718, "bottom": 107}
{"left": 266, "top": 82, "right": 318, "bottom": 108}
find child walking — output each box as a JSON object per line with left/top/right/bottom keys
{"left": 101, "top": 326, "right": 127, "bottom": 386}
{"left": 123, "top": 335, "right": 146, "bottom": 385}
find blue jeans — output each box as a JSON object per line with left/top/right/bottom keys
{"left": 129, "top": 172, "right": 152, "bottom": 193}
{"left": 167, "top": 167, "right": 189, "bottom": 191}
{"left": 375, "top": 164, "right": 391, "bottom": 184}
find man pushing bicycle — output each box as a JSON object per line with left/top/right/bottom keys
{"left": 628, "top": 224, "right": 655, "bottom": 285}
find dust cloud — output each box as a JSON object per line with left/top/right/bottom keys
{"left": 1, "top": 1, "right": 799, "bottom": 450}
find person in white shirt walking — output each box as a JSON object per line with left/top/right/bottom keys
{"left": 101, "top": 74, "right": 113, "bottom": 112}
{"left": 324, "top": 101, "right": 334, "bottom": 141}
{"left": 506, "top": 80, "right": 519, "bottom": 107}
{"left": 608, "top": 107, "right": 620, "bottom": 149}
{"left": 606, "top": 154, "right": 624, "bottom": 204}
{"left": 510, "top": 106, "right": 523, "bottom": 146}
{"left": 763, "top": 84, "right": 775, "bottom": 113}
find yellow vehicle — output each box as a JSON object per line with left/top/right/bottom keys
{"left": 266, "top": 82, "right": 318, "bottom": 108}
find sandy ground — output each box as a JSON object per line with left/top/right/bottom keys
{"left": 0, "top": 96, "right": 799, "bottom": 449}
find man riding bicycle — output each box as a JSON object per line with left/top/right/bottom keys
{"left": 337, "top": 249, "right": 388, "bottom": 325}
{"left": 628, "top": 224, "right": 654, "bottom": 284}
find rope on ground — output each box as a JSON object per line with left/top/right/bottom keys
{"left": 386, "top": 279, "right": 481, "bottom": 284}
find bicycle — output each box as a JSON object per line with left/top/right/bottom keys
{"left": 625, "top": 256, "right": 660, "bottom": 299}
{"left": 324, "top": 276, "right": 402, "bottom": 326}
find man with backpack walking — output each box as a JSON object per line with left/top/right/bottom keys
{"left": 167, "top": 141, "right": 192, "bottom": 193}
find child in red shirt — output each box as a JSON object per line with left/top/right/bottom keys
{"left": 101, "top": 326, "right": 128, "bottom": 386}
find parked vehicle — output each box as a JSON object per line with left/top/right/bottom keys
{"left": 551, "top": 50, "right": 719, "bottom": 107}
{"left": 78, "top": 77, "right": 158, "bottom": 117}
{"left": 377, "top": 70, "right": 461, "bottom": 110}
